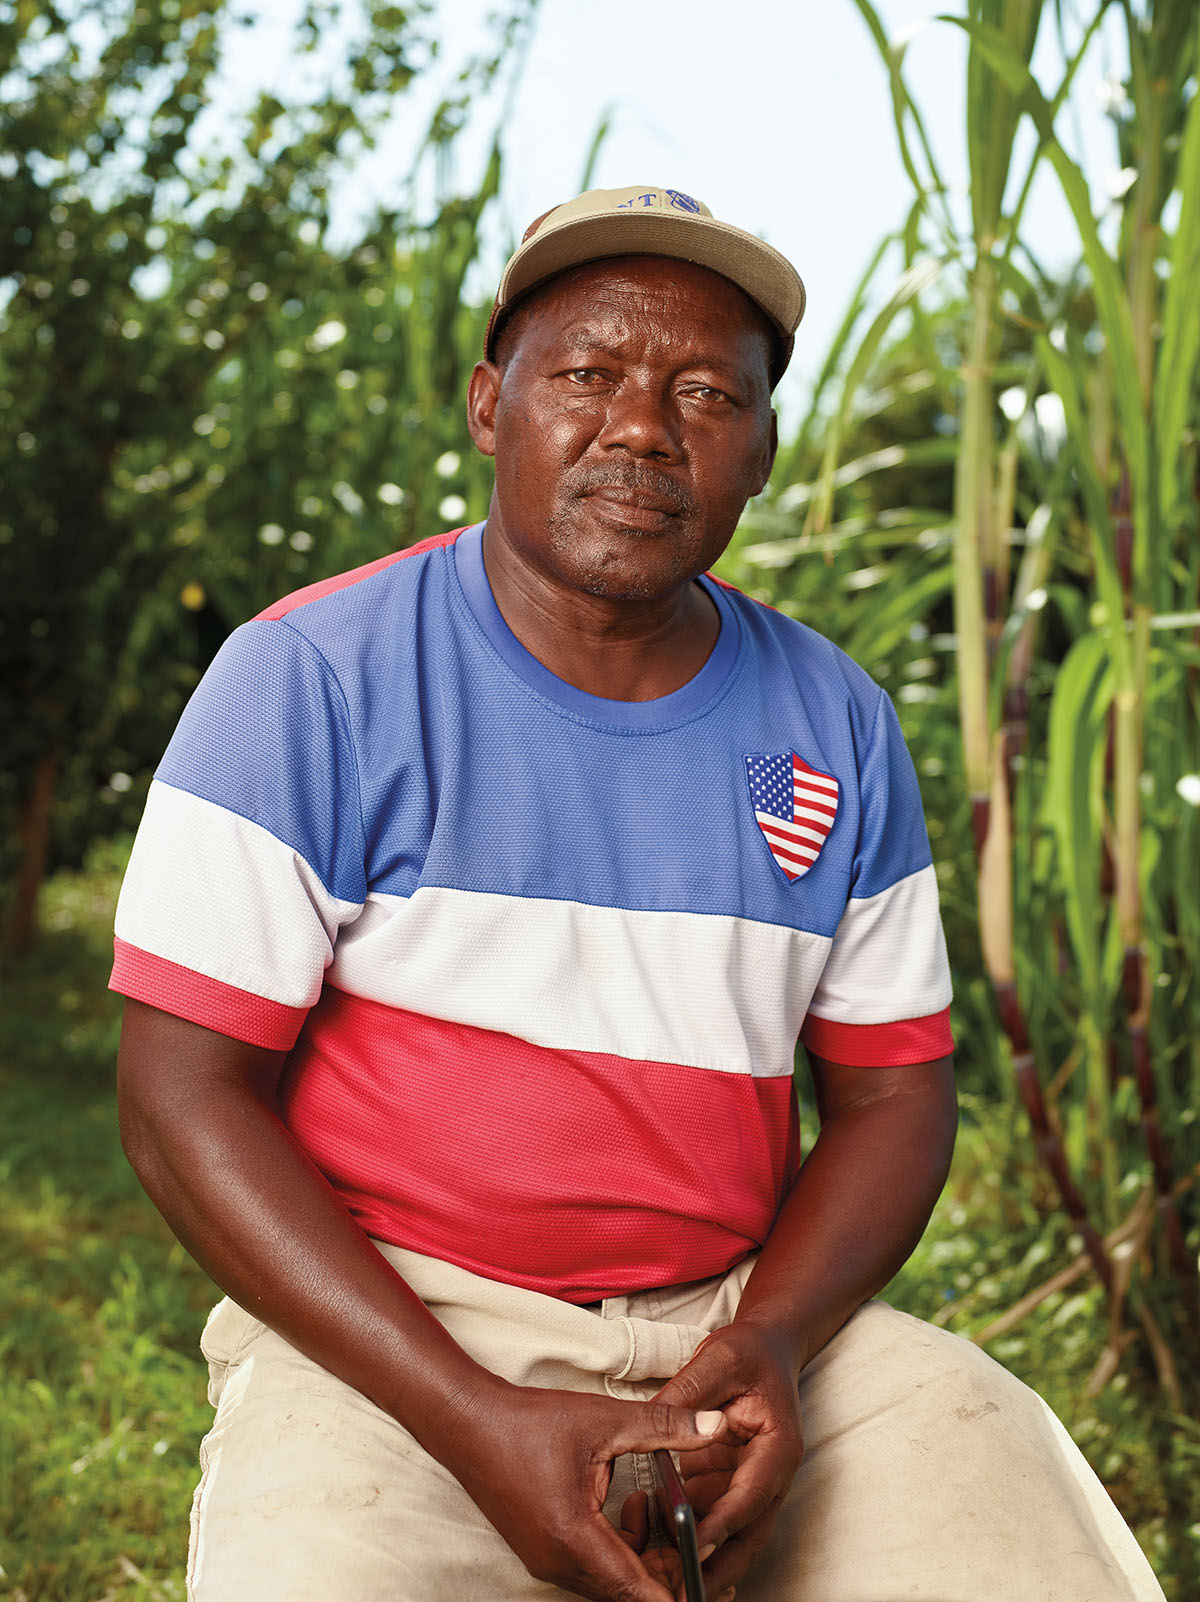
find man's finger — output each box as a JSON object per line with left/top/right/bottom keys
{"left": 652, "top": 1344, "right": 739, "bottom": 1414}
{"left": 677, "top": 1467, "right": 731, "bottom": 1515}
{"left": 603, "top": 1399, "right": 726, "bottom": 1460}
{"left": 565, "top": 1513, "right": 681, "bottom": 1602}
{"left": 699, "top": 1500, "right": 785, "bottom": 1596}
{"left": 693, "top": 1436, "right": 793, "bottom": 1551}
{"left": 620, "top": 1488, "right": 650, "bottom": 1551}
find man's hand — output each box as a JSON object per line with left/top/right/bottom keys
{"left": 618, "top": 1052, "right": 956, "bottom": 1598}
{"left": 626, "top": 1323, "right": 804, "bottom": 1600}
{"left": 439, "top": 1382, "right": 728, "bottom": 1602}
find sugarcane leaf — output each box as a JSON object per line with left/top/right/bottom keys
{"left": 844, "top": 563, "right": 955, "bottom": 663}
{"left": 940, "top": 12, "right": 1152, "bottom": 537}
{"left": 997, "top": 0, "right": 1108, "bottom": 265}
{"left": 777, "top": 231, "right": 898, "bottom": 479}
{"left": 1042, "top": 629, "right": 1115, "bottom": 1009}
{"left": 1153, "top": 13, "right": 1200, "bottom": 527}
{"left": 849, "top": 0, "right": 955, "bottom": 244}
{"left": 966, "top": 0, "right": 1044, "bottom": 247}
{"left": 1036, "top": 333, "right": 1132, "bottom": 685}
{"left": 806, "top": 255, "right": 947, "bottom": 536}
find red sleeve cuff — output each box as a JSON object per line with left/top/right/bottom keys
{"left": 800, "top": 1007, "right": 954, "bottom": 1067}
{"left": 109, "top": 937, "right": 308, "bottom": 1051}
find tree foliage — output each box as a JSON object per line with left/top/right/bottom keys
{"left": 0, "top": 0, "right": 535, "bottom": 946}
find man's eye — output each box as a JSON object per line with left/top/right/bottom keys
{"left": 686, "top": 384, "right": 730, "bottom": 404}
{"left": 566, "top": 368, "right": 603, "bottom": 384}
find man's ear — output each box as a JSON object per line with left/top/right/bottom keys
{"left": 466, "top": 361, "right": 502, "bottom": 459}
{"left": 751, "top": 411, "right": 779, "bottom": 497}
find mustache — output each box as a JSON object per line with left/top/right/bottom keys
{"left": 564, "top": 463, "right": 696, "bottom": 517}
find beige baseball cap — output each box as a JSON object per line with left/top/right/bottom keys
{"left": 484, "top": 185, "right": 806, "bottom": 385}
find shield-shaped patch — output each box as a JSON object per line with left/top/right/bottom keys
{"left": 745, "top": 751, "right": 839, "bottom": 882}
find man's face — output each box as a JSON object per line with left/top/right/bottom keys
{"left": 467, "top": 256, "right": 778, "bottom": 604}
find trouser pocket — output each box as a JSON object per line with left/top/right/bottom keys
{"left": 199, "top": 1297, "right": 267, "bottom": 1407}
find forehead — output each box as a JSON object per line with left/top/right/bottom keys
{"left": 502, "top": 256, "right": 775, "bottom": 372}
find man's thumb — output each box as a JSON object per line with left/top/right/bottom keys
{"left": 608, "top": 1400, "right": 725, "bottom": 1457}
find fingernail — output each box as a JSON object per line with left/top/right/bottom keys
{"left": 695, "top": 1409, "right": 723, "bottom": 1435}
{"left": 698, "top": 1544, "right": 717, "bottom": 1562}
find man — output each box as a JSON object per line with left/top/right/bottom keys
{"left": 112, "top": 186, "right": 1164, "bottom": 1602}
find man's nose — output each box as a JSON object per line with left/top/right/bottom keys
{"left": 596, "top": 381, "right": 683, "bottom": 460}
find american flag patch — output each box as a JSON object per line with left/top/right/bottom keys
{"left": 746, "top": 751, "right": 839, "bottom": 882}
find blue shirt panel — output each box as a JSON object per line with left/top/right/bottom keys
{"left": 155, "top": 526, "right": 932, "bottom": 938}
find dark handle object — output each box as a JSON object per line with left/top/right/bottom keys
{"left": 652, "top": 1448, "right": 704, "bottom": 1602}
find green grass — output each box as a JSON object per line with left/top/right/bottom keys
{"left": 1, "top": 856, "right": 1194, "bottom": 1599}
{"left": 0, "top": 851, "right": 214, "bottom": 1602}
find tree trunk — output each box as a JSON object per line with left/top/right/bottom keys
{"left": 6, "top": 748, "right": 60, "bottom": 956}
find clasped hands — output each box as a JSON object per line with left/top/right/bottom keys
{"left": 444, "top": 1322, "right": 803, "bottom": 1602}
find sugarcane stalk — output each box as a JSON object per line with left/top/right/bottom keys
{"left": 994, "top": 972, "right": 1113, "bottom": 1291}
{"left": 955, "top": 254, "right": 996, "bottom": 855}
{"left": 981, "top": 719, "right": 1114, "bottom": 1288}
{"left": 1115, "top": 46, "right": 1199, "bottom": 1317}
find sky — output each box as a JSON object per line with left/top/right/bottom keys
{"left": 226, "top": 0, "right": 1130, "bottom": 418}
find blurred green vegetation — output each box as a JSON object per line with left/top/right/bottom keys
{"left": 0, "top": 0, "right": 533, "bottom": 936}
{"left": 0, "top": 846, "right": 212, "bottom": 1602}
{"left": 2, "top": 0, "right": 1199, "bottom": 1597}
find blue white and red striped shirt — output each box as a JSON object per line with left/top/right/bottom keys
{"left": 111, "top": 522, "right": 952, "bottom": 1302}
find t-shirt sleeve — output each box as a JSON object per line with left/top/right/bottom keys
{"left": 109, "top": 618, "right": 367, "bottom": 1049}
{"left": 800, "top": 686, "right": 953, "bottom": 1067}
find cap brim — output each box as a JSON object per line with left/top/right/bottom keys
{"left": 497, "top": 210, "right": 805, "bottom": 339}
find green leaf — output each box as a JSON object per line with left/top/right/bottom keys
{"left": 1153, "top": 12, "right": 1200, "bottom": 529}
{"left": 1041, "top": 628, "right": 1115, "bottom": 1010}
{"left": 807, "top": 254, "right": 946, "bottom": 536}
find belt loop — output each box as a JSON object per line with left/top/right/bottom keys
{"left": 610, "top": 1316, "right": 639, "bottom": 1382}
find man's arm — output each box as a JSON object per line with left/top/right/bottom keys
{"left": 647, "top": 1051, "right": 957, "bottom": 1594}
{"left": 117, "top": 999, "right": 727, "bottom": 1602}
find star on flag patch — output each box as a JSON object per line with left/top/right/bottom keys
{"left": 746, "top": 751, "right": 839, "bottom": 881}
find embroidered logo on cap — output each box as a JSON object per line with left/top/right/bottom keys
{"left": 614, "top": 188, "right": 702, "bottom": 213}
{"left": 745, "top": 751, "right": 839, "bottom": 882}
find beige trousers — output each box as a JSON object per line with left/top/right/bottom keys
{"left": 188, "top": 1245, "right": 1164, "bottom": 1601}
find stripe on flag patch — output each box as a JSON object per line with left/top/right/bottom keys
{"left": 745, "top": 751, "right": 839, "bottom": 882}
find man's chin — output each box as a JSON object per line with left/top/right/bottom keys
{"left": 547, "top": 517, "right": 706, "bottom": 602}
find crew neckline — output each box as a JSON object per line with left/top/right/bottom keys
{"left": 453, "top": 521, "right": 741, "bottom": 731}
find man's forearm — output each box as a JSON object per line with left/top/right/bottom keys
{"left": 731, "top": 1054, "right": 957, "bottom": 1374}
{"left": 117, "top": 999, "right": 502, "bottom": 1445}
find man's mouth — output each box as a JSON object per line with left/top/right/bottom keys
{"left": 586, "top": 485, "right": 680, "bottom": 514}
{"left": 569, "top": 469, "right": 694, "bottom": 530}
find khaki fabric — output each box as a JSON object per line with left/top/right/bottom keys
{"left": 187, "top": 1245, "right": 1164, "bottom": 1602}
